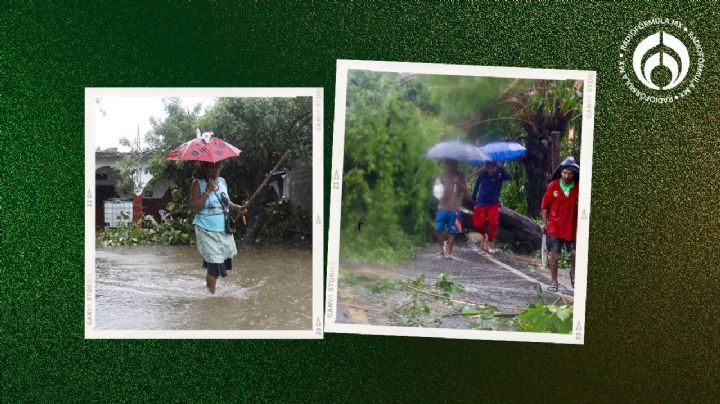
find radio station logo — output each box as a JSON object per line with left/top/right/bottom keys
{"left": 619, "top": 18, "right": 704, "bottom": 103}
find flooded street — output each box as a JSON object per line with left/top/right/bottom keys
{"left": 95, "top": 244, "right": 312, "bottom": 330}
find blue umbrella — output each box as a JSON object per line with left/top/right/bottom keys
{"left": 426, "top": 140, "right": 491, "bottom": 162}
{"left": 470, "top": 141, "right": 526, "bottom": 165}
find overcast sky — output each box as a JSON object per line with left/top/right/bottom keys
{"left": 94, "top": 97, "right": 217, "bottom": 151}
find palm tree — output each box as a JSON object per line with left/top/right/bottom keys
{"left": 459, "top": 79, "right": 583, "bottom": 217}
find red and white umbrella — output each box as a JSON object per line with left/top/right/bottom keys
{"left": 166, "top": 129, "right": 242, "bottom": 163}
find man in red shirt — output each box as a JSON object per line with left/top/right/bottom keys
{"left": 540, "top": 157, "right": 580, "bottom": 292}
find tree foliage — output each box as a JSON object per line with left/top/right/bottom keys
{"left": 115, "top": 129, "right": 153, "bottom": 197}
{"left": 341, "top": 71, "right": 445, "bottom": 263}
{"left": 143, "top": 97, "right": 313, "bottom": 244}
{"left": 509, "top": 80, "right": 583, "bottom": 216}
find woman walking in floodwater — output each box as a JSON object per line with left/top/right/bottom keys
{"left": 190, "top": 161, "right": 246, "bottom": 294}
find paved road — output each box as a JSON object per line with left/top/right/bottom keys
{"left": 395, "top": 241, "right": 574, "bottom": 312}
{"left": 335, "top": 239, "right": 575, "bottom": 326}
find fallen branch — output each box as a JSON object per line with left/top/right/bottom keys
{"left": 493, "top": 312, "right": 522, "bottom": 318}
{"left": 394, "top": 299, "right": 418, "bottom": 312}
{"left": 403, "top": 284, "right": 519, "bottom": 313}
{"left": 442, "top": 311, "right": 522, "bottom": 319}
{"left": 338, "top": 302, "right": 386, "bottom": 313}
{"left": 233, "top": 149, "right": 292, "bottom": 224}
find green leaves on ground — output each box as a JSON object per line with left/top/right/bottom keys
{"left": 514, "top": 304, "right": 573, "bottom": 334}
{"left": 389, "top": 300, "right": 442, "bottom": 328}
{"left": 342, "top": 271, "right": 574, "bottom": 334}
{"left": 464, "top": 306, "right": 515, "bottom": 331}
{"left": 98, "top": 214, "right": 195, "bottom": 247}
{"left": 435, "top": 273, "right": 465, "bottom": 294}
{"left": 533, "top": 282, "right": 546, "bottom": 304}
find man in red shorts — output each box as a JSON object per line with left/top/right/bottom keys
{"left": 540, "top": 157, "right": 580, "bottom": 291}
{"left": 471, "top": 161, "right": 511, "bottom": 253}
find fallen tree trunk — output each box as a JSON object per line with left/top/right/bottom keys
{"left": 459, "top": 200, "right": 542, "bottom": 253}
{"left": 496, "top": 206, "right": 542, "bottom": 253}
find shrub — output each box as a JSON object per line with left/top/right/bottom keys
{"left": 98, "top": 213, "right": 195, "bottom": 247}
{"left": 258, "top": 198, "right": 311, "bottom": 242}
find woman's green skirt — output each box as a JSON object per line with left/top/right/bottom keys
{"left": 195, "top": 225, "right": 237, "bottom": 264}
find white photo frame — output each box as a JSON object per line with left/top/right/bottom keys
{"left": 325, "top": 60, "right": 595, "bottom": 344}
{"left": 85, "top": 87, "right": 324, "bottom": 339}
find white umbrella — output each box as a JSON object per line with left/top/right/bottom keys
{"left": 426, "top": 140, "right": 491, "bottom": 162}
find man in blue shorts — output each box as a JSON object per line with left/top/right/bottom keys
{"left": 435, "top": 159, "right": 467, "bottom": 258}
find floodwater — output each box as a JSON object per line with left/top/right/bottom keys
{"left": 95, "top": 244, "right": 312, "bottom": 330}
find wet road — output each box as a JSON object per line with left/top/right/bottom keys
{"left": 336, "top": 239, "right": 574, "bottom": 328}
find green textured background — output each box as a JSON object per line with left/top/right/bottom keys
{"left": 1, "top": 1, "right": 719, "bottom": 401}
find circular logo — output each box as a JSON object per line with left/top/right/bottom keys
{"left": 619, "top": 18, "right": 704, "bottom": 103}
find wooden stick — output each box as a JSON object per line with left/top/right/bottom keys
{"left": 234, "top": 149, "right": 292, "bottom": 222}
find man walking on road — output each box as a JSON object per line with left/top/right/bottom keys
{"left": 435, "top": 159, "right": 467, "bottom": 258}
{"left": 541, "top": 157, "right": 580, "bottom": 292}
{"left": 471, "top": 161, "right": 512, "bottom": 253}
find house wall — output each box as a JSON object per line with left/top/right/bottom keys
{"left": 142, "top": 189, "right": 172, "bottom": 222}
{"left": 95, "top": 152, "right": 171, "bottom": 228}
{"left": 287, "top": 163, "right": 312, "bottom": 211}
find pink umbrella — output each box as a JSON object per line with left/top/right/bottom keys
{"left": 166, "top": 129, "right": 242, "bottom": 163}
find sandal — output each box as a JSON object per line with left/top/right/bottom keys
{"left": 547, "top": 282, "right": 559, "bottom": 292}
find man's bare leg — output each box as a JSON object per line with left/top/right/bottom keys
{"left": 206, "top": 274, "right": 218, "bottom": 294}
{"left": 549, "top": 250, "right": 559, "bottom": 286}
{"left": 486, "top": 238, "right": 495, "bottom": 254}
{"left": 447, "top": 234, "right": 456, "bottom": 257}
{"left": 436, "top": 232, "right": 445, "bottom": 256}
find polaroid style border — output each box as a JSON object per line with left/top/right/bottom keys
{"left": 325, "top": 60, "right": 596, "bottom": 344}
{"left": 85, "top": 87, "right": 324, "bottom": 339}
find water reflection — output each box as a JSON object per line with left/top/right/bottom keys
{"left": 95, "top": 244, "right": 312, "bottom": 330}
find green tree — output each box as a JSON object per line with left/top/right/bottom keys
{"left": 341, "top": 71, "right": 444, "bottom": 263}
{"left": 116, "top": 126, "right": 154, "bottom": 198}
{"left": 144, "top": 97, "right": 313, "bottom": 244}
{"left": 507, "top": 80, "right": 583, "bottom": 217}
{"left": 144, "top": 98, "right": 202, "bottom": 216}
{"left": 200, "top": 97, "right": 312, "bottom": 245}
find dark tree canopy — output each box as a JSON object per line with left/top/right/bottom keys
{"left": 144, "top": 97, "right": 313, "bottom": 244}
